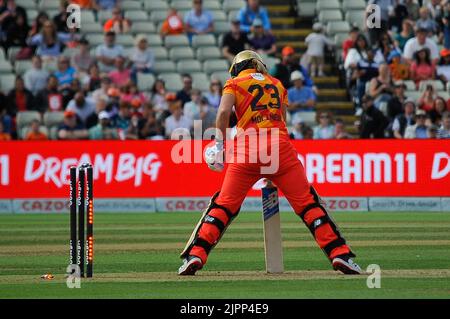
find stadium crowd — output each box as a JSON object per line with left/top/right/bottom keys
{"left": 0, "top": 0, "right": 449, "bottom": 141}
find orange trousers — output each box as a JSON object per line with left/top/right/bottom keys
{"left": 190, "top": 142, "right": 353, "bottom": 264}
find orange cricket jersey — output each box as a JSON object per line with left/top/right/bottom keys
{"left": 223, "top": 69, "right": 289, "bottom": 139}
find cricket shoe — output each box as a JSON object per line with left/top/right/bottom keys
{"left": 178, "top": 256, "right": 203, "bottom": 276}
{"left": 332, "top": 255, "right": 363, "bottom": 275}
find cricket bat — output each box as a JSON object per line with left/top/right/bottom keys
{"left": 261, "top": 180, "right": 284, "bottom": 274}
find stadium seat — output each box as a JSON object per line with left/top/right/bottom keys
{"left": 147, "top": 34, "right": 163, "bottom": 46}
{"left": 80, "top": 11, "right": 96, "bottom": 24}
{"left": 316, "top": 0, "right": 341, "bottom": 11}
{"left": 149, "top": 10, "right": 169, "bottom": 24}
{"left": 345, "top": 11, "right": 366, "bottom": 30}
{"left": 0, "top": 74, "right": 15, "bottom": 92}
{"left": 21, "top": 126, "right": 49, "bottom": 140}
{"left": 164, "top": 35, "right": 189, "bottom": 49}
{"left": 27, "top": 10, "right": 38, "bottom": 24}
{"left": 227, "top": 10, "right": 240, "bottom": 21}
{"left": 342, "top": 0, "right": 366, "bottom": 11}
{"left": 210, "top": 10, "right": 227, "bottom": 22}
{"left": 405, "top": 91, "right": 421, "bottom": 101}
{"left": 151, "top": 47, "right": 168, "bottom": 60}
{"left": 44, "top": 61, "right": 58, "bottom": 73}
{"left": 16, "top": 111, "right": 41, "bottom": 138}
{"left": 15, "top": 61, "right": 32, "bottom": 76}
{"left": 121, "top": 1, "right": 142, "bottom": 10}
{"left": 0, "top": 49, "right": 6, "bottom": 61}
{"left": 144, "top": 0, "right": 169, "bottom": 11}
{"left": 131, "top": 22, "right": 156, "bottom": 34}
{"left": 223, "top": 0, "right": 245, "bottom": 13}
{"left": 125, "top": 11, "right": 149, "bottom": 22}
{"left": 318, "top": 10, "right": 343, "bottom": 24}
{"left": 203, "top": 59, "right": 229, "bottom": 74}
{"left": 264, "top": 57, "right": 280, "bottom": 71}
{"left": 116, "top": 34, "right": 135, "bottom": 46}
{"left": 297, "top": 2, "right": 316, "bottom": 17}
{"left": 403, "top": 80, "right": 416, "bottom": 91}
{"left": 294, "top": 111, "right": 317, "bottom": 126}
{"left": 191, "top": 72, "right": 210, "bottom": 91}
{"left": 157, "top": 73, "right": 183, "bottom": 91}
{"left": 16, "top": 0, "right": 37, "bottom": 9}
{"left": 177, "top": 60, "right": 203, "bottom": 73}
{"left": 169, "top": 47, "right": 195, "bottom": 61}
{"left": 171, "top": 0, "right": 192, "bottom": 11}
{"left": 334, "top": 33, "right": 348, "bottom": 47}
{"left": 192, "top": 34, "right": 216, "bottom": 48}
{"left": 98, "top": 10, "right": 113, "bottom": 23}
{"left": 43, "top": 111, "right": 65, "bottom": 129}
{"left": 196, "top": 46, "right": 222, "bottom": 61}
{"left": 326, "top": 21, "right": 351, "bottom": 36}
{"left": 81, "top": 23, "right": 103, "bottom": 34}
{"left": 210, "top": 71, "right": 230, "bottom": 84}
{"left": 0, "top": 61, "right": 13, "bottom": 74}
{"left": 153, "top": 60, "right": 177, "bottom": 74}
{"left": 46, "top": 10, "right": 59, "bottom": 19}
{"left": 214, "top": 21, "right": 231, "bottom": 36}
{"left": 137, "top": 73, "right": 156, "bottom": 91}
{"left": 419, "top": 80, "right": 445, "bottom": 92}
{"left": 86, "top": 34, "right": 105, "bottom": 46}
{"left": 203, "top": 1, "right": 221, "bottom": 10}
{"left": 39, "top": 0, "right": 60, "bottom": 10}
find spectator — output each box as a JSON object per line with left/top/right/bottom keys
{"left": 139, "top": 104, "right": 164, "bottom": 140}
{"left": 183, "top": 89, "right": 202, "bottom": 121}
{"left": 193, "top": 96, "right": 216, "bottom": 136}
{"left": 403, "top": 28, "right": 439, "bottom": 65}
{"left": 95, "top": 0, "right": 117, "bottom": 10}
{"left": 177, "top": 74, "right": 193, "bottom": 106}
{"left": 437, "top": 111, "right": 450, "bottom": 138}
{"left": 405, "top": 0, "right": 420, "bottom": 21}
{"left": 109, "top": 56, "right": 131, "bottom": 87}
{"left": 205, "top": 79, "right": 222, "bottom": 109}
{"left": 304, "top": 23, "right": 334, "bottom": 77}
{"left": 160, "top": 7, "right": 184, "bottom": 37}
{"left": 248, "top": 18, "right": 276, "bottom": 56}
{"left": 237, "top": 0, "right": 271, "bottom": 33}
{"left": 164, "top": 96, "right": 191, "bottom": 138}
{"left": 436, "top": 48, "right": 450, "bottom": 84}
{"left": 427, "top": 124, "right": 438, "bottom": 138}
{"left": 83, "top": 63, "right": 101, "bottom": 92}
{"left": 121, "top": 81, "right": 148, "bottom": 107}
{"left": 287, "top": 71, "right": 316, "bottom": 113}
{"left": 7, "top": 76, "right": 34, "bottom": 116}
{"left": 24, "top": 119, "right": 48, "bottom": 140}
{"left": 71, "top": 0, "right": 97, "bottom": 10}
{"left": 313, "top": 112, "right": 335, "bottom": 139}
{"left": 103, "top": 7, "right": 131, "bottom": 34}
{"left": 53, "top": 0, "right": 69, "bottom": 33}
{"left": 0, "top": 0, "right": 27, "bottom": 32}
{"left": 394, "top": 19, "right": 414, "bottom": 52}
{"left": 429, "top": 96, "right": 448, "bottom": 125}
{"left": 417, "top": 83, "right": 437, "bottom": 112}
{"left": 95, "top": 31, "right": 124, "bottom": 73}
{"left": 289, "top": 113, "right": 306, "bottom": 140}
{"left": 410, "top": 48, "right": 436, "bottom": 87}
{"left": 334, "top": 118, "right": 351, "bottom": 139}
{"left": 57, "top": 110, "right": 88, "bottom": 140}
{"left": 184, "top": 0, "right": 214, "bottom": 41}
{"left": 61, "top": 78, "right": 82, "bottom": 107}
{"left": 302, "top": 125, "right": 314, "bottom": 139}
{"left": 151, "top": 79, "right": 169, "bottom": 120}
{"left": 442, "top": 1, "right": 450, "bottom": 49}
{"left": 91, "top": 75, "right": 111, "bottom": 105}
{"left": 0, "top": 91, "right": 12, "bottom": 134}
{"left": 0, "top": 120, "right": 11, "bottom": 140}
{"left": 369, "top": 63, "right": 394, "bottom": 110}
{"left": 342, "top": 26, "right": 360, "bottom": 61}
{"left": 387, "top": 81, "right": 408, "bottom": 123}
{"left": 392, "top": 99, "right": 416, "bottom": 138}
{"left": 28, "top": 11, "right": 49, "bottom": 38}
{"left": 388, "top": 1, "right": 408, "bottom": 33}
{"left": 270, "top": 46, "right": 314, "bottom": 89}
{"left": 71, "top": 38, "right": 94, "bottom": 76}
{"left": 344, "top": 34, "right": 370, "bottom": 71}
{"left": 66, "top": 91, "right": 96, "bottom": 125}
{"left": 416, "top": 7, "right": 438, "bottom": 36}
{"left": 374, "top": 32, "right": 400, "bottom": 65}
{"left": 359, "top": 94, "right": 388, "bottom": 138}
{"left": 54, "top": 56, "right": 76, "bottom": 90}
{"left": 404, "top": 109, "right": 430, "bottom": 138}
{"left": 27, "top": 20, "right": 73, "bottom": 61}
{"left": 35, "top": 75, "right": 64, "bottom": 112}
{"left": 129, "top": 34, "right": 154, "bottom": 84}
{"left": 121, "top": 112, "right": 140, "bottom": 140}
{"left": 355, "top": 49, "right": 379, "bottom": 106}
{"left": 114, "top": 101, "right": 131, "bottom": 131}
{"left": 24, "top": 55, "right": 49, "bottom": 96}
{"left": 221, "top": 19, "right": 249, "bottom": 63}
{"left": 388, "top": 50, "right": 410, "bottom": 81}
{"left": 88, "top": 110, "right": 118, "bottom": 140}
{"left": 3, "top": 10, "right": 29, "bottom": 52}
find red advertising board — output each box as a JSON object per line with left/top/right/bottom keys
{"left": 0, "top": 140, "right": 449, "bottom": 198}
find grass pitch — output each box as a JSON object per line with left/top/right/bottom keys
{"left": 0, "top": 211, "right": 449, "bottom": 299}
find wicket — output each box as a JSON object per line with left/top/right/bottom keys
{"left": 69, "top": 163, "right": 94, "bottom": 278}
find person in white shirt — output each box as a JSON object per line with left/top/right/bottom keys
{"left": 165, "top": 99, "right": 192, "bottom": 139}
{"left": 95, "top": 31, "right": 124, "bottom": 73}
{"left": 313, "top": 112, "right": 336, "bottom": 139}
{"left": 24, "top": 56, "right": 49, "bottom": 96}
{"left": 183, "top": 89, "right": 202, "bottom": 121}
{"left": 304, "top": 23, "right": 334, "bottom": 77}
{"left": 129, "top": 34, "right": 155, "bottom": 84}
{"left": 403, "top": 28, "right": 439, "bottom": 64}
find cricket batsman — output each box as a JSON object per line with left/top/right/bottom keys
{"left": 178, "top": 50, "right": 362, "bottom": 275}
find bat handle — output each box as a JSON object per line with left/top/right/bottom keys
{"left": 264, "top": 179, "right": 276, "bottom": 188}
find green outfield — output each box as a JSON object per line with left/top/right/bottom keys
{"left": 0, "top": 211, "right": 449, "bottom": 299}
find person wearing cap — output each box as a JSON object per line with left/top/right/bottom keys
{"left": 287, "top": 70, "right": 316, "bottom": 113}
{"left": 387, "top": 81, "right": 408, "bottom": 122}
{"left": 404, "top": 109, "right": 430, "bottom": 139}
{"left": 248, "top": 18, "right": 276, "bottom": 56}
{"left": 95, "top": 31, "right": 124, "bottom": 73}
{"left": 410, "top": 47, "right": 436, "bottom": 86}
{"left": 184, "top": 0, "right": 214, "bottom": 42}
{"left": 103, "top": 7, "right": 131, "bottom": 34}
{"left": 437, "top": 48, "right": 450, "bottom": 83}
{"left": 392, "top": 99, "right": 416, "bottom": 138}
{"left": 270, "top": 45, "right": 314, "bottom": 89}
{"left": 71, "top": 38, "right": 94, "bottom": 76}
{"left": 403, "top": 27, "right": 439, "bottom": 64}
{"left": 66, "top": 91, "right": 96, "bottom": 126}
{"left": 160, "top": 7, "right": 185, "bottom": 37}
{"left": 57, "top": 110, "right": 88, "bottom": 140}
{"left": 342, "top": 26, "right": 360, "bottom": 61}
{"left": 129, "top": 34, "right": 155, "bottom": 84}
{"left": 88, "top": 110, "right": 118, "bottom": 140}
{"left": 304, "top": 23, "right": 334, "bottom": 77}
{"left": 237, "top": 0, "right": 271, "bottom": 33}
{"left": 359, "top": 94, "right": 389, "bottom": 139}
{"left": 221, "top": 19, "right": 250, "bottom": 63}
